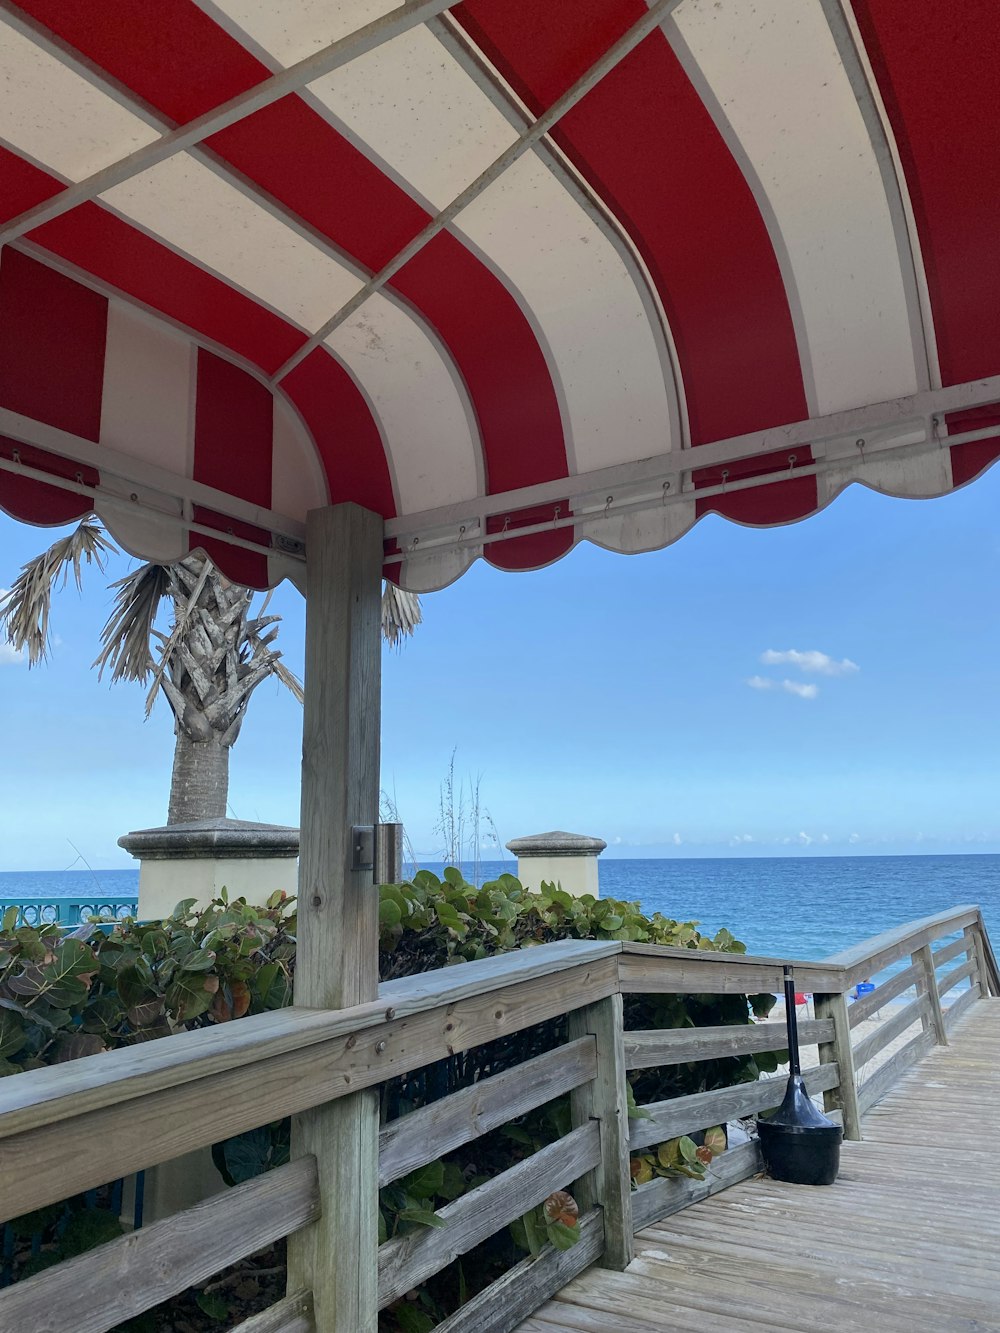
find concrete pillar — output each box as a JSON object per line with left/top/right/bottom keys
{"left": 118, "top": 818, "right": 299, "bottom": 919}
{"left": 505, "top": 830, "right": 607, "bottom": 898}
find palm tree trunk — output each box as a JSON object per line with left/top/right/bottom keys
{"left": 167, "top": 731, "right": 230, "bottom": 824}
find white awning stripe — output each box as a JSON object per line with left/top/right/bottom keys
{"left": 305, "top": 23, "right": 678, "bottom": 472}
{"left": 326, "top": 292, "right": 483, "bottom": 516}
{"left": 0, "top": 14, "right": 159, "bottom": 182}
{"left": 667, "top": 0, "right": 922, "bottom": 418}
{"left": 101, "top": 154, "right": 364, "bottom": 335}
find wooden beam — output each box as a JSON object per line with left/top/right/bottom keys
{"left": 377, "top": 1121, "right": 602, "bottom": 1308}
{"left": 848, "top": 959, "right": 922, "bottom": 1027}
{"left": 230, "top": 1292, "right": 315, "bottom": 1333}
{"left": 630, "top": 1138, "right": 762, "bottom": 1233}
{"left": 813, "top": 992, "right": 862, "bottom": 1140}
{"left": 431, "top": 1210, "right": 604, "bottom": 1333}
{"left": 623, "top": 1018, "right": 833, "bottom": 1069}
{"left": 974, "top": 911, "right": 1000, "bottom": 995}
{"left": 0, "top": 1158, "right": 318, "bottom": 1333}
{"left": 913, "top": 944, "right": 948, "bottom": 1045}
{"left": 629, "top": 1064, "right": 839, "bottom": 1152}
{"left": 569, "top": 993, "right": 634, "bottom": 1269}
{"left": 0, "top": 958, "right": 619, "bottom": 1224}
{"left": 287, "top": 502, "right": 384, "bottom": 1333}
{"left": 379, "top": 1037, "right": 597, "bottom": 1187}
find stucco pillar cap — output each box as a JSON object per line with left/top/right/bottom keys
{"left": 119, "top": 818, "right": 300, "bottom": 861}
{"left": 505, "top": 831, "right": 607, "bottom": 858}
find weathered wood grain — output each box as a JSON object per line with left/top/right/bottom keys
{"left": 0, "top": 1157, "right": 318, "bottom": 1333}
{"left": 943, "top": 979, "right": 981, "bottom": 1031}
{"left": 0, "top": 956, "right": 618, "bottom": 1224}
{"left": 629, "top": 1064, "right": 839, "bottom": 1152}
{"left": 568, "top": 993, "right": 633, "bottom": 1269}
{"left": 0, "top": 941, "right": 620, "bottom": 1144}
{"left": 937, "top": 954, "right": 976, "bottom": 999}
{"left": 825, "top": 905, "right": 980, "bottom": 987}
{"left": 851, "top": 992, "right": 929, "bottom": 1071}
{"left": 930, "top": 935, "right": 971, "bottom": 968}
{"left": 288, "top": 502, "right": 384, "bottom": 1333}
{"left": 377, "top": 1121, "right": 602, "bottom": 1309}
{"left": 230, "top": 1291, "right": 315, "bottom": 1333}
{"left": 813, "top": 991, "right": 861, "bottom": 1140}
{"left": 912, "top": 943, "right": 948, "bottom": 1044}
{"left": 515, "top": 1001, "right": 1000, "bottom": 1333}
{"left": 623, "top": 1018, "right": 832, "bottom": 1069}
{"left": 974, "top": 912, "right": 1000, "bottom": 994}
{"left": 848, "top": 959, "right": 922, "bottom": 1027}
{"left": 432, "top": 1210, "right": 604, "bottom": 1333}
{"left": 629, "top": 1137, "right": 762, "bottom": 1232}
{"left": 857, "top": 1027, "right": 935, "bottom": 1115}
{"left": 379, "top": 1037, "right": 597, "bottom": 1187}
{"left": 618, "top": 954, "right": 842, "bottom": 997}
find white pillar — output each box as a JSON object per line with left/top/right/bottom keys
{"left": 119, "top": 819, "right": 298, "bottom": 919}
{"left": 506, "top": 830, "right": 607, "bottom": 898}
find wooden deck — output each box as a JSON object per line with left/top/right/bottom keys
{"left": 518, "top": 998, "right": 1000, "bottom": 1333}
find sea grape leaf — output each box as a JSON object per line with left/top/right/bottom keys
{"left": 0, "top": 1006, "right": 26, "bottom": 1058}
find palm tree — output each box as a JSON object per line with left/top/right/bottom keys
{"left": 0, "top": 521, "right": 420, "bottom": 824}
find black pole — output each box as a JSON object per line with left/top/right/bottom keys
{"left": 783, "top": 964, "right": 801, "bottom": 1077}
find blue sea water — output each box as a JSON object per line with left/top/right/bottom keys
{"left": 2, "top": 854, "right": 998, "bottom": 962}
{"left": 407, "top": 854, "right": 1000, "bottom": 961}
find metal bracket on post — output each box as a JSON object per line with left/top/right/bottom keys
{"left": 351, "top": 825, "right": 375, "bottom": 872}
{"left": 374, "top": 822, "right": 404, "bottom": 885}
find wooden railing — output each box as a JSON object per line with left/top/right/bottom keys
{"left": 0, "top": 906, "right": 995, "bottom": 1332}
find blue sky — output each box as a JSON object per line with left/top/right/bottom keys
{"left": 2, "top": 466, "right": 999, "bottom": 870}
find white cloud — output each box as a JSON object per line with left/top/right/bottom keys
{"left": 746, "top": 675, "right": 818, "bottom": 699}
{"left": 760, "top": 648, "right": 859, "bottom": 676}
{"left": 848, "top": 832, "right": 861, "bottom": 844}
{"left": 729, "top": 833, "right": 755, "bottom": 846}
{"left": 671, "top": 832, "right": 682, "bottom": 846}
{"left": 781, "top": 679, "right": 818, "bottom": 700}
{"left": 796, "top": 831, "right": 813, "bottom": 846}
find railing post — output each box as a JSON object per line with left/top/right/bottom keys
{"left": 913, "top": 944, "right": 948, "bottom": 1045}
{"left": 568, "top": 992, "right": 634, "bottom": 1269}
{"left": 973, "top": 911, "right": 1000, "bottom": 995}
{"left": 812, "top": 992, "right": 862, "bottom": 1141}
{"left": 964, "top": 920, "right": 997, "bottom": 998}
{"left": 287, "top": 503, "right": 383, "bottom": 1333}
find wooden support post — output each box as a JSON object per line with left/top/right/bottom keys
{"left": 375, "top": 822, "right": 404, "bottom": 885}
{"left": 965, "top": 922, "right": 995, "bottom": 998}
{"left": 913, "top": 944, "right": 948, "bottom": 1045}
{"left": 568, "top": 993, "right": 634, "bottom": 1269}
{"left": 812, "top": 993, "right": 862, "bottom": 1141}
{"left": 287, "top": 503, "right": 384, "bottom": 1333}
{"left": 974, "top": 912, "right": 1000, "bottom": 995}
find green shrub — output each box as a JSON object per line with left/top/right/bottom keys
{"left": 0, "top": 872, "right": 768, "bottom": 1328}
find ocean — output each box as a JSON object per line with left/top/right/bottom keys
{"left": 2, "top": 854, "right": 998, "bottom": 962}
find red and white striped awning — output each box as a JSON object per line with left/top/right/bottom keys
{"left": 1, "top": 0, "right": 998, "bottom": 590}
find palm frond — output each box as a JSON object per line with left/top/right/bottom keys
{"left": 93, "top": 563, "right": 170, "bottom": 687}
{"left": 0, "top": 520, "right": 114, "bottom": 666}
{"left": 381, "top": 583, "right": 422, "bottom": 649}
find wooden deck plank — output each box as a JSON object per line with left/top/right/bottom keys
{"left": 515, "top": 998, "right": 1000, "bottom": 1332}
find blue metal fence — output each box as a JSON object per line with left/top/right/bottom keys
{"left": 0, "top": 897, "right": 138, "bottom": 927}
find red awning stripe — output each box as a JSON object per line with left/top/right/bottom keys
{"left": 850, "top": 0, "right": 1000, "bottom": 484}
{"left": 456, "top": 0, "right": 808, "bottom": 449}
{"left": 7, "top": 0, "right": 571, "bottom": 534}
{"left": 0, "top": 1, "right": 998, "bottom": 590}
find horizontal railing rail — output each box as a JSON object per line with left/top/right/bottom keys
{"left": 0, "top": 905, "right": 994, "bottom": 1333}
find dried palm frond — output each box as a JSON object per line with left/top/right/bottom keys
{"left": 381, "top": 582, "right": 422, "bottom": 649}
{"left": 93, "top": 563, "right": 170, "bottom": 687}
{"left": 0, "top": 521, "right": 114, "bottom": 665}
